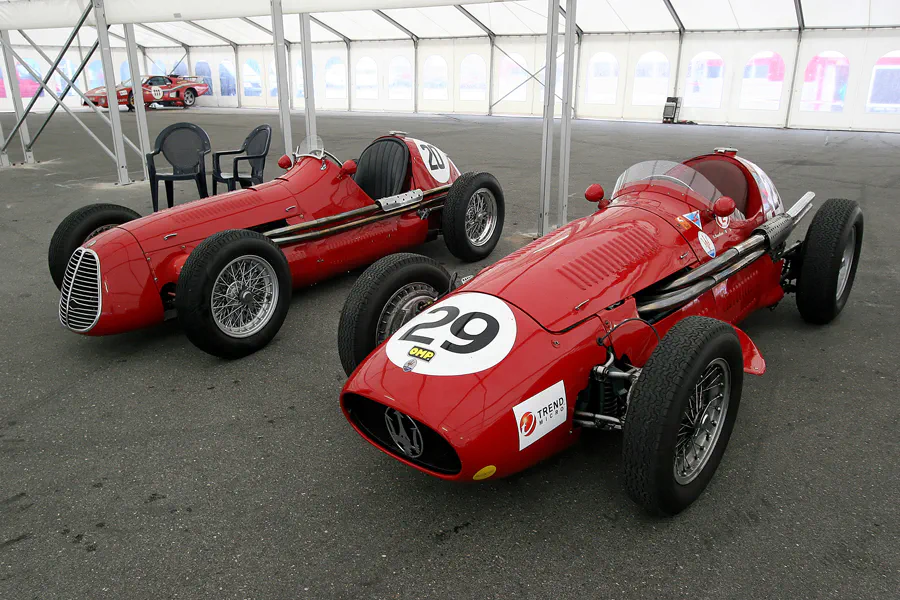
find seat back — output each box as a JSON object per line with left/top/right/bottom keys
{"left": 154, "top": 122, "right": 211, "bottom": 174}
{"left": 242, "top": 125, "right": 272, "bottom": 180}
{"left": 690, "top": 158, "right": 749, "bottom": 216}
{"left": 353, "top": 138, "right": 411, "bottom": 201}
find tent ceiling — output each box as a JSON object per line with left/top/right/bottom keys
{"left": 804, "top": 0, "right": 900, "bottom": 28}
{"left": 381, "top": 6, "right": 485, "bottom": 37}
{"left": 670, "top": 0, "right": 797, "bottom": 30}
{"left": 461, "top": 1, "right": 565, "bottom": 36}
{"left": 577, "top": 1, "right": 677, "bottom": 33}
{"left": 311, "top": 10, "right": 407, "bottom": 40}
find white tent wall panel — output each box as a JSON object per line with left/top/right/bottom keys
{"left": 417, "top": 38, "right": 490, "bottom": 115}
{"left": 237, "top": 45, "right": 278, "bottom": 108}
{"left": 676, "top": 31, "right": 798, "bottom": 128}
{"left": 289, "top": 41, "right": 349, "bottom": 112}
{"left": 491, "top": 36, "right": 544, "bottom": 116}
{"left": 350, "top": 40, "right": 414, "bottom": 112}
{"left": 0, "top": 44, "right": 109, "bottom": 112}
{"left": 619, "top": 33, "right": 679, "bottom": 122}
{"left": 189, "top": 46, "right": 239, "bottom": 108}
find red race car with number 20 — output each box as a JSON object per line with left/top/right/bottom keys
{"left": 84, "top": 74, "right": 209, "bottom": 110}
{"left": 337, "top": 148, "right": 863, "bottom": 516}
{"left": 48, "top": 133, "right": 505, "bottom": 358}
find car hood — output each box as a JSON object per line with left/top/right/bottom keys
{"left": 466, "top": 205, "right": 698, "bottom": 332}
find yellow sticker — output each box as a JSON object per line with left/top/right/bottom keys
{"left": 472, "top": 465, "right": 497, "bottom": 481}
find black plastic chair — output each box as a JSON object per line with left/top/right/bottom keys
{"left": 146, "top": 122, "right": 211, "bottom": 212}
{"left": 211, "top": 124, "right": 273, "bottom": 194}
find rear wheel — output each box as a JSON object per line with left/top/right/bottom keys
{"left": 127, "top": 92, "right": 135, "bottom": 111}
{"left": 183, "top": 89, "right": 196, "bottom": 108}
{"left": 48, "top": 203, "right": 141, "bottom": 290}
{"left": 176, "top": 230, "right": 291, "bottom": 359}
{"left": 441, "top": 172, "right": 504, "bottom": 262}
{"left": 338, "top": 253, "right": 450, "bottom": 377}
{"left": 622, "top": 317, "right": 743, "bottom": 516}
{"left": 796, "top": 198, "right": 863, "bottom": 324}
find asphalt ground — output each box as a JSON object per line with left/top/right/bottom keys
{"left": 1, "top": 107, "right": 898, "bottom": 599}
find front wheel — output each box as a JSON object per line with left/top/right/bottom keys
{"left": 338, "top": 253, "right": 450, "bottom": 377}
{"left": 441, "top": 172, "right": 504, "bottom": 262}
{"left": 127, "top": 93, "right": 135, "bottom": 111}
{"left": 176, "top": 230, "right": 292, "bottom": 359}
{"left": 796, "top": 198, "right": 863, "bottom": 324}
{"left": 622, "top": 317, "right": 743, "bottom": 516}
{"left": 48, "top": 203, "right": 141, "bottom": 289}
{"left": 183, "top": 89, "right": 196, "bottom": 108}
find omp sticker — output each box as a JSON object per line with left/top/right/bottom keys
{"left": 512, "top": 381, "right": 567, "bottom": 450}
{"left": 698, "top": 231, "right": 716, "bottom": 258}
{"left": 151, "top": 86, "right": 163, "bottom": 100}
{"left": 409, "top": 138, "right": 451, "bottom": 183}
{"left": 716, "top": 215, "right": 730, "bottom": 230}
{"left": 683, "top": 211, "right": 702, "bottom": 228}
{"left": 386, "top": 292, "right": 516, "bottom": 376}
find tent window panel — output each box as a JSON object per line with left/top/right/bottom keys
{"left": 389, "top": 56, "right": 413, "bottom": 101}
{"left": 739, "top": 51, "right": 785, "bottom": 111}
{"left": 173, "top": 61, "right": 188, "bottom": 77}
{"left": 85, "top": 59, "right": 103, "bottom": 91}
{"left": 325, "top": 56, "right": 347, "bottom": 99}
{"left": 423, "top": 55, "right": 449, "bottom": 100}
{"left": 243, "top": 59, "right": 262, "bottom": 97}
{"left": 800, "top": 51, "right": 850, "bottom": 113}
{"left": 219, "top": 60, "right": 237, "bottom": 97}
{"left": 498, "top": 53, "right": 528, "bottom": 102}
{"left": 0, "top": 64, "right": 6, "bottom": 99}
{"left": 119, "top": 61, "right": 130, "bottom": 85}
{"left": 55, "top": 59, "right": 74, "bottom": 94}
{"left": 632, "top": 52, "right": 669, "bottom": 106}
{"left": 459, "top": 54, "right": 487, "bottom": 101}
{"left": 295, "top": 60, "right": 307, "bottom": 99}
{"left": 195, "top": 62, "right": 213, "bottom": 91}
{"left": 586, "top": 52, "right": 619, "bottom": 105}
{"left": 683, "top": 51, "right": 725, "bottom": 109}
{"left": 867, "top": 51, "right": 900, "bottom": 114}
{"left": 356, "top": 57, "right": 379, "bottom": 100}
{"left": 269, "top": 63, "right": 278, "bottom": 97}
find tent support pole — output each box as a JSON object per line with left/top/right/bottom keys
{"left": 663, "top": 0, "right": 685, "bottom": 96}
{"left": 234, "top": 45, "right": 243, "bottom": 108}
{"left": 487, "top": 35, "right": 495, "bottom": 115}
{"left": 557, "top": 0, "right": 578, "bottom": 228}
{"left": 299, "top": 13, "right": 317, "bottom": 143}
{"left": 413, "top": 38, "right": 419, "bottom": 113}
{"left": 93, "top": 0, "right": 130, "bottom": 185}
{"left": 271, "top": 0, "right": 293, "bottom": 156}
{"left": 0, "top": 30, "right": 35, "bottom": 164}
{"left": 784, "top": 0, "right": 805, "bottom": 128}
{"left": 537, "top": 0, "right": 560, "bottom": 237}
{"left": 125, "top": 24, "right": 151, "bottom": 180}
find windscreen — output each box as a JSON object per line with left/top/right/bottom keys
{"left": 612, "top": 160, "right": 723, "bottom": 204}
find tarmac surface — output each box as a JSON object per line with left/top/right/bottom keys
{"left": 1, "top": 107, "right": 898, "bottom": 599}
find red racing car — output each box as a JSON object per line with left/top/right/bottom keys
{"left": 84, "top": 74, "right": 209, "bottom": 110}
{"left": 48, "top": 134, "right": 505, "bottom": 358}
{"left": 337, "top": 148, "right": 863, "bottom": 515}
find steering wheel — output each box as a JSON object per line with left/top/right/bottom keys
{"left": 641, "top": 174, "right": 694, "bottom": 191}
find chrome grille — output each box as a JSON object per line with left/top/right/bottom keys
{"left": 59, "top": 248, "right": 101, "bottom": 332}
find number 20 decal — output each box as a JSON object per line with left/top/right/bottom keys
{"left": 409, "top": 137, "right": 452, "bottom": 184}
{"left": 386, "top": 292, "right": 517, "bottom": 376}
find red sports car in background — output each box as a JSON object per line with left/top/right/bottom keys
{"left": 84, "top": 74, "right": 209, "bottom": 110}
{"left": 338, "top": 148, "right": 863, "bottom": 516}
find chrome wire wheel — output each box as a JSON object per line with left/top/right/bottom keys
{"left": 375, "top": 282, "right": 439, "bottom": 345}
{"left": 464, "top": 188, "right": 498, "bottom": 247}
{"left": 836, "top": 227, "right": 856, "bottom": 300}
{"left": 674, "top": 358, "right": 731, "bottom": 485}
{"left": 210, "top": 255, "right": 279, "bottom": 338}
{"left": 85, "top": 224, "right": 117, "bottom": 242}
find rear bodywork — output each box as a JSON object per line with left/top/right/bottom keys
{"left": 58, "top": 134, "right": 460, "bottom": 336}
{"left": 341, "top": 151, "right": 794, "bottom": 481}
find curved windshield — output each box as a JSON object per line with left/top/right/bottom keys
{"left": 612, "top": 160, "right": 722, "bottom": 203}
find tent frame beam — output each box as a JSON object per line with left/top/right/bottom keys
{"left": 557, "top": 0, "right": 578, "bottom": 227}
{"left": 374, "top": 10, "right": 418, "bottom": 43}
{"left": 662, "top": 0, "right": 685, "bottom": 96}
{"left": 94, "top": 0, "right": 131, "bottom": 185}
{"left": 537, "top": 0, "right": 560, "bottom": 237}
{"left": 270, "top": 0, "right": 293, "bottom": 157}
{"left": 298, "top": 13, "right": 317, "bottom": 144}
{"left": 784, "top": 0, "right": 806, "bottom": 127}
{"left": 124, "top": 23, "right": 151, "bottom": 180}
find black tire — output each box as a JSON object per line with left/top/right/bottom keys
{"left": 183, "top": 89, "right": 196, "bottom": 108}
{"left": 176, "top": 230, "right": 292, "bottom": 359}
{"left": 796, "top": 198, "right": 863, "bottom": 324}
{"left": 338, "top": 253, "right": 450, "bottom": 377}
{"left": 48, "top": 203, "right": 141, "bottom": 290}
{"left": 622, "top": 316, "right": 743, "bottom": 516}
{"left": 442, "top": 172, "right": 505, "bottom": 262}
{"left": 127, "top": 92, "right": 135, "bottom": 111}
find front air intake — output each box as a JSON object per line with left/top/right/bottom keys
{"left": 345, "top": 394, "right": 462, "bottom": 475}
{"left": 59, "top": 248, "right": 101, "bottom": 332}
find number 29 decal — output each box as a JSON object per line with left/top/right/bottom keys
{"left": 386, "top": 292, "right": 517, "bottom": 376}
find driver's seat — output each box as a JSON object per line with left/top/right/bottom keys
{"left": 354, "top": 138, "right": 411, "bottom": 201}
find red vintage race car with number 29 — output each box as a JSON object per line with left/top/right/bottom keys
{"left": 337, "top": 148, "right": 863, "bottom": 516}
{"left": 48, "top": 133, "right": 505, "bottom": 358}
{"left": 84, "top": 74, "right": 209, "bottom": 110}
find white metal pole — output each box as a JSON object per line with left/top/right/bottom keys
{"left": 124, "top": 24, "right": 151, "bottom": 180}
{"left": 0, "top": 116, "right": 9, "bottom": 167}
{"left": 92, "top": 0, "right": 130, "bottom": 185}
{"left": 0, "top": 30, "right": 35, "bottom": 164}
{"left": 537, "top": 0, "right": 560, "bottom": 237}
{"left": 299, "top": 14, "right": 317, "bottom": 143}
{"left": 557, "top": 0, "right": 577, "bottom": 228}
{"left": 271, "top": 0, "right": 293, "bottom": 156}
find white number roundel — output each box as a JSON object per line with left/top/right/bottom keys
{"left": 386, "top": 292, "right": 517, "bottom": 376}
{"left": 409, "top": 137, "right": 451, "bottom": 184}
{"left": 151, "top": 86, "right": 163, "bottom": 100}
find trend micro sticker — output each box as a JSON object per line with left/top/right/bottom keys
{"left": 698, "top": 230, "right": 717, "bottom": 258}
{"left": 386, "top": 292, "right": 517, "bottom": 376}
{"left": 512, "top": 380, "right": 567, "bottom": 451}
{"left": 408, "top": 137, "right": 453, "bottom": 184}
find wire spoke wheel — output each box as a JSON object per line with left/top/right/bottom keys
{"left": 674, "top": 358, "right": 731, "bottom": 485}
{"left": 464, "top": 188, "right": 498, "bottom": 247}
{"left": 836, "top": 226, "right": 855, "bottom": 300}
{"left": 84, "top": 224, "right": 118, "bottom": 242}
{"left": 210, "top": 255, "right": 279, "bottom": 338}
{"left": 375, "top": 282, "right": 439, "bottom": 345}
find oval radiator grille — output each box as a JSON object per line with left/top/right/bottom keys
{"left": 58, "top": 248, "right": 101, "bottom": 332}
